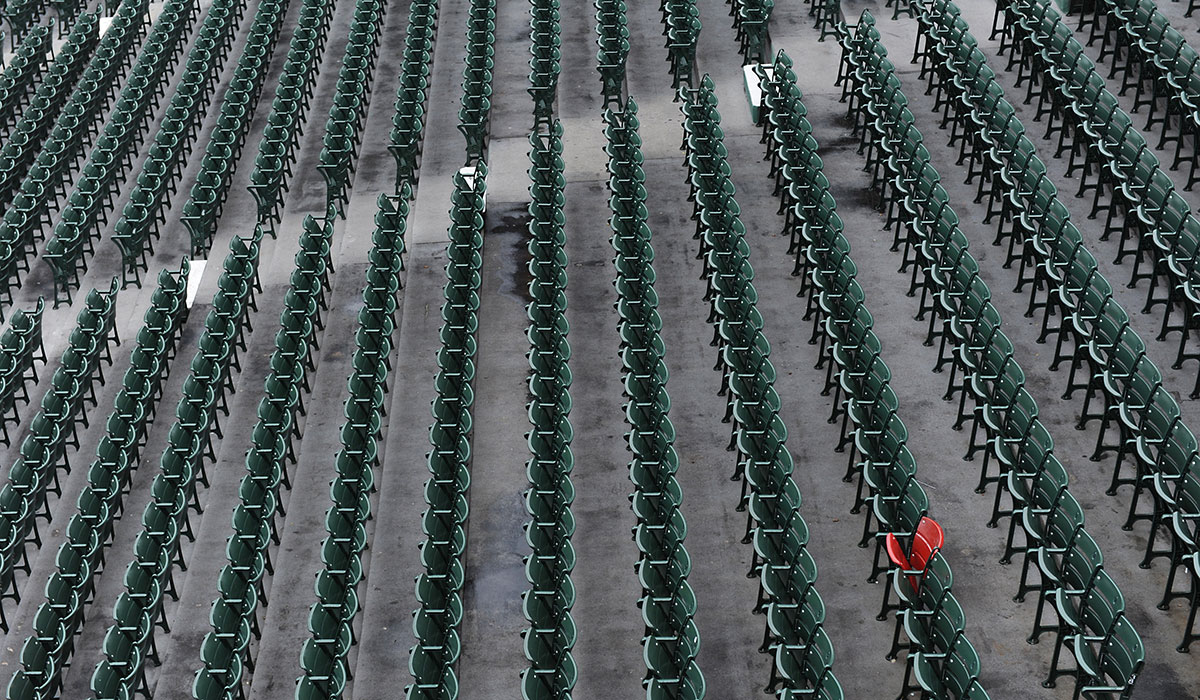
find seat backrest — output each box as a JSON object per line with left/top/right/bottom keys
{"left": 927, "top": 596, "right": 967, "bottom": 654}
{"left": 916, "top": 516, "right": 944, "bottom": 550}
{"left": 893, "top": 481, "right": 930, "bottom": 535}
{"left": 917, "top": 550, "right": 954, "bottom": 610}
{"left": 909, "top": 531, "right": 939, "bottom": 572}
{"left": 885, "top": 532, "right": 909, "bottom": 570}
{"left": 1099, "top": 615, "right": 1144, "bottom": 687}
{"left": 946, "top": 637, "right": 988, "bottom": 698}
{"left": 1079, "top": 584, "right": 1125, "bottom": 641}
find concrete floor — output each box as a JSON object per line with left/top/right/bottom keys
{"left": 1, "top": 0, "right": 1200, "bottom": 697}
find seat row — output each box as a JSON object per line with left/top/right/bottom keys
{"left": 519, "top": 125, "right": 577, "bottom": 700}
{"left": 44, "top": 0, "right": 199, "bottom": 307}
{"left": 594, "top": 0, "right": 628, "bottom": 109}
{"left": 387, "top": 0, "right": 438, "bottom": 191}
{"left": 605, "top": 102, "right": 704, "bottom": 700}
{"left": 179, "top": 0, "right": 294, "bottom": 255}
{"left": 8, "top": 262, "right": 187, "bottom": 700}
{"left": 0, "top": 281, "right": 117, "bottom": 628}
{"left": 0, "top": 10, "right": 99, "bottom": 208}
{"left": 928, "top": 0, "right": 1200, "bottom": 655}
{"left": 996, "top": 0, "right": 1200, "bottom": 393}
{"left": 89, "top": 227, "right": 264, "bottom": 700}
{"left": 246, "top": 0, "right": 336, "bottom": 234}
{"left": 407, "top": 166, "right": 486, "bottom": 700}
{"left": 727, "top": 0, "right": 772, "bottom": 63}
{"left": 528, "top": 0, "right": 560, "bottom": 129}
{"left": 0, "top": 25, "right": 50, "bottom": 138}
{"left": 318, "top": 0, "right": 386, "bottom": 216}
{"left": 290, "top": 196, "right": 404, "bottom": 700}
{"left": 111, "top": 0, "right": 248, "bottom": 286}
{"left": 680, "top": 76, "right": 841, "bottom": 699}
{"left": 757, "top": 49, "right": 988, "bottom": 700}
{"left": 192, "top": 208, "right": 336, "bottom": 700}
{"left": 660, "top": 0, "right": 699, "bottom": 93}
{"left": 0, "top": 299, "right": 45, "bottom": 445}
{"left": 458, "top": 0, "right": 495, "bottom": 164}
{"left": 841, "top": 13, "right": 1146, "bottom": 697}
{"left": 1079, "top": 0, "right": 1200, "bottom": 187}
{"left": 0, "top": 0, "right": 146, "bottom": 313}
